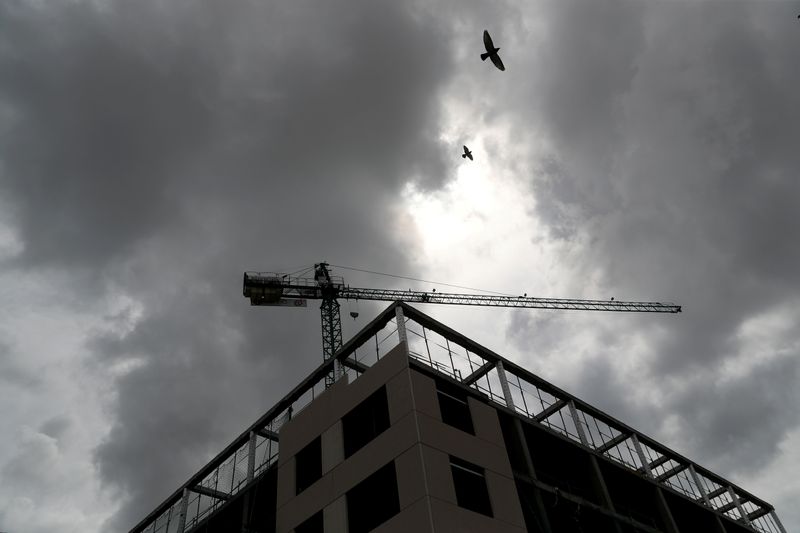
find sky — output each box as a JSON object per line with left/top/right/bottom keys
{"left": 0, "top": 0, "right": 798, "bottom": 531}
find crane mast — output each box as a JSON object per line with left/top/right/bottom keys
{"left": 243, "top": 263, "right": 681, "bottom": 386}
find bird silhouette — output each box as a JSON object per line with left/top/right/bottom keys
{"left": 481, "top": 30, "right": 505, "bottom": 71}
{"left": 462, "top": 145, "right": 473, "bottom": 160}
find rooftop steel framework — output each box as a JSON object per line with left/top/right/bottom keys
{"left": 129, "top": 302, "right": 785, "bottom": 533}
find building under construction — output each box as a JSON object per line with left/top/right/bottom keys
{"left": 129, "top": 302, "right": 786, "bottom": 533}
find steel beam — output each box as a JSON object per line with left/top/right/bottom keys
{"left": 255, "top": 428, "right": 279, "bottom": 441}
{"left": 395, "top": 306, "right": 408, "bottom": 347}
{"left": 341, "top": 356, "right": 370, "bottom": 375}
{"left": 533, "top": 399, "right": 567, "bottom": 422}
{"left": 727, "top": 487, "right": 751, "bottom": 526}
{"left": 511, "top": 417, "right": 553, "bottom": 533}
{"left": 632, "top": 434, "right": 653, "bottom": 478}
{"left": 596, "top": 433, "right": 630, "bottom": 454}
{"left": 770, "top": 510, "right": 788, "bottom": 533}
{"left": 689, "top": 464, "right": 711, "bottom": 507}
{"left": 646, "top": 454, "right": 672, "bottom": 472}
{"left": 191, "top": 485, "right": 230, "bottom": 501}
{"left": 496, "top": 360, "right": 515, "bottom": 410}
{"left": 247, "top": 431, "right": 256, "bottom": 484}
{"left": 656, "top": 463, "right": 689, "bottom": 483}
{"left": 745, "top": 507, "right": 770, "bottom": 521}
{"left": 568, "top": 400, "right": 590, "bottom": 446}
{"left": 176, "top": 488, "right": 189, "bottom": 533}
{"left": 462, "top": 361, "right": 494, "bottom": 386}
{"left": 703, "top": 486, "right": 729, "bottom": 503}
{"left": 516, "top": 473, "right": 665, "bottom": 533}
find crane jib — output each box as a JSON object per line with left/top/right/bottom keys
{"left": 242, "top": 273, "right": 680, "bottom": 314}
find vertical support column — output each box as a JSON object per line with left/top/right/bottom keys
{"left": 495, "top": 360, "right": 516, "bottom": 411}
{"left": 512, "top": 418, "right": 553, "bottom": 533}
{"left": 655, "top": 486, "right": 682, "bottom": 533}
{"left": 176, "top": 487, "right": 190, "bottom": 532}
{"left": 567, "top": 400, "right": 589, "bottom": 446}
{"left": 243, "top": 431, "right": 258, "bottom": 533}
{"left": 586, "top": 454, "right": 624, "bottom": 533}
{"left": 688, "top": 466, "right": 728, "bottom": 533}
{"left": 688, "top": 465, "right": 711, "bottom": 507}
{"left": 395, "top": 306, "right": 408, "bottom": 349}
{"left": 631, "top": 434, "right": 653, "bottom": 478}
{"left": 164, "top": 505, "right": 173, "bottom": 532}
{"left": 421, "top": 326, "right": 434, "bottom": 366}
{"left": 247, "top": 431, "right": 256, "bottom": 484}
{"left": 727, "top": 487, "right": 751, "bottom": 527}
{"left": 770, "top": 510, "right": 788, "bottom": 533}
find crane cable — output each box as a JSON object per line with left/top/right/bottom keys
{"left": 329, "top": 264, "right": 516, "bottom": 297}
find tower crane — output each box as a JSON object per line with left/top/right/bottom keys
{"left": 243, "top": 263, "right": 681, "bottom": 386}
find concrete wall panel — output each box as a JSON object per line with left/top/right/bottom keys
{"left": 322, "top": 420, "right": 344, "bottom": 475}
{"left": 386, "top": 371, "right": 414, "bottom": 425}
{"left": 276, "top": 471, "right": 334, "bottom": 533}
{"left": 429, "top": 497, "right": 527, "bottom": 533}
{"left": 372, "top": 498, "right": 434, "bottom": 533}
{"left": 276, "top": 457, "right": 296, "bottom": 509}
{"left": 395, "top": 445, "right": 428, "bottom": 510}
{"left": 469, "top": 396, "right": 506, "bottom": 448}
{"left": 323, "top": 495, "right": 347, "bottom": 533}
{"left": 330, "top": 411, "right": 417, "bottom": 496}
{"left": 280, "top": 342, "right": 409, "bottom": 463}
{"left": 278, "top": 375, "right": 348, "bottom": 466}
{"left": 485, "top": 470, "right": 526, "bottom": 529}
{"left": 409, "top": 369, "right": 441, "bottom": 422}
{"left": 420, "top": 444, "right": 457, "bottom": 505}
{"left": 416, "top": 411, "right": 513, "bottom": 478}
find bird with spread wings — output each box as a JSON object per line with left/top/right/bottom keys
{"left": 481, "top": 30, "right": 505, "bottom": 71}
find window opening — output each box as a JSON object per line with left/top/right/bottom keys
{"left": 450, "top": 456, "right": 493, "bottom": 517}
{"left": 296, "top": 437, "right": 322, "bottom": 495}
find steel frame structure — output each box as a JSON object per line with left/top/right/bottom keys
{"left": 129, "top": 302, "right": 783, "bottom": 533}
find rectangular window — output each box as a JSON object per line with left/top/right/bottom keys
{"left": 437, "top": 380, "right": 474, "bottom": 434}
{"left": 296, "top": 436, "right": 322, "bottom": 495}
{"left": 295, "top": 510, "right": 323, "bottom": 533}
{"left": 346, "top": 461, "right": 400, "bottom": 533}
{"left": 342, "top": 386, "right": 390, "bottom": 458}
{"left": 450, "top": 456, "right": 493, "bottom": 517}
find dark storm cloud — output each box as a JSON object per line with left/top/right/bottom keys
{"left": 503, "top": 0, "right": 800, "bottom": 508}
{"left": 0, "top": 0, "right": 455, "bottom": 529}
{"left": 667, "top": 352, "right": 800, "bottom": 476}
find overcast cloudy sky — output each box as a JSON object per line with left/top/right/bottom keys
{"left": 1, "top": 0, "right": 799, "bottom": 531}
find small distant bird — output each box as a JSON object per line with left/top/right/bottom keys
{"left": 481, "top": 30, "right": 505, "bottom": 71}
{"left": 462, "top": 145, "right": 473, "bottom": 160}
{"left": 610, "top": 297, "right": 615, "bottom": 301}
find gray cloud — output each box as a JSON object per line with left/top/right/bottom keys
{"left": 500, "top": 0, "right": 800, "bottom": 521}
{"left": 1, "top": 0, "right": 456, "bottom": 529}
{"left": 2, "top": 0, "right": 798, "bottom": 531}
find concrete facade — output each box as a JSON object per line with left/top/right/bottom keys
{"left": 275, "top": 341, "right": 526, "bottom": 533}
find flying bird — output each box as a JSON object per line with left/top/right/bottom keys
{"left": 462, "top": 145, "right": 473, "bottom": 160}
{"left": 481, "top": 30, "right": 505, "bottom": 71}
